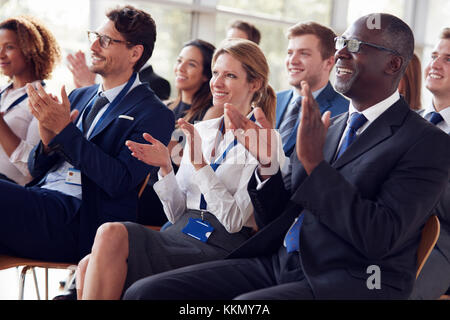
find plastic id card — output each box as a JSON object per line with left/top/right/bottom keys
{"left": 182, "top": 218, "right": 214, "bottom": 242}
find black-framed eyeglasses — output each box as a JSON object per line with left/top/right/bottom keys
{"left": 335, "top": 37, "right": 400, "bottom": 56}
{"left": 87, "top": 31, "right": 131, "bottom": 49}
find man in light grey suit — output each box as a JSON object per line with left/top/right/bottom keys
{"left": 411, "top": 27, "right": 450, "bottom": 300}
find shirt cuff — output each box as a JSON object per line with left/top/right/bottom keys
{"left": 153, "top": 168, "right": 177, "bottom": 200}
{"left": 9, "top": 140, "right": 33, "bottom": 176}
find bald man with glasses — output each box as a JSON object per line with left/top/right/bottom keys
{"left": 0, "top": 5, "right": 174, "bottom": 265}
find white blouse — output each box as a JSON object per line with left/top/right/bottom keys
{"left": 154, "top": 115, "right": 284, "bottom": 233}
{"left": 0, "top": 81, "right": 41, "bottom": 185}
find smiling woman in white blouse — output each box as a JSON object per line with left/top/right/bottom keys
{"left": 0, "top": 16, "right": 60, "bottom": 185}
{"left": 75, "top": 38, "right": 284, "bottom": 300}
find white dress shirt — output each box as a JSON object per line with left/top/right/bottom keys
{"left": 422, "top": 104, "right": 450, "bottom": 133}
{"left": 154, "top": 115, "right": 282, "bottom": 233}
{"left": 334, "top": 91, "right": 400, "bottom": 156}
{"left": 0, "top": 81, "right": 41, "bottom": 185}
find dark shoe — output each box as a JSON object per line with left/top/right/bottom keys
{"left": 52, "top": 288, "right": 77, "bottom": 300}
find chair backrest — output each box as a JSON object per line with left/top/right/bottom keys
{"left": 416, "top": 215, "right": 440, "bottom": 279}
{"left": 138, "top": 173, "right": 151, "bottom": 199}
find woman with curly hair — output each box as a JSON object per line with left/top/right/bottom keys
{"left": 0, "top": 15, "right": 60, "bottom": 185}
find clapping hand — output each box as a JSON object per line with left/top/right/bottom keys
{"left": 224, "top": 103, "right": 279, "bottom": 178}
{"left": 296, "top": 81, "right": 331, "bottom": 174}
{"left": 126, "top": 133, "right": 173, "bottom": 176}
{"left": 27, "top": 83, "right": 78, "bottom": 148}
{"left": 67, "top": 51, "right": 96, "bottom": 88}
{"left": 177, "top": 118, "right": 207, "bottom": 171}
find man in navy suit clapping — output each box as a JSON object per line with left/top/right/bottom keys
{"left": 0, "top": 5, "right": 174, "bottom": 263}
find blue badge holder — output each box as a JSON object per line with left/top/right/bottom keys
{"left": 182, "top": 218, "right": 214, "bottom": 242}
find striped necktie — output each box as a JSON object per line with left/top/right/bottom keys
{"left": 279, "top": 96, "right": 302, "bottom": 146}
{"left": 82, "top": 94, "right": 109, "bottom": 133}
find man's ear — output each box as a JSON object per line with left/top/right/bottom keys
{"left": 324, "top": 55, "right": 335, "bottom": 72}
{"left": 130, "top": 44, "right": 144, "bottom": 64}
{"left": 386, "top": 55, "right": 404, "bottom": 75}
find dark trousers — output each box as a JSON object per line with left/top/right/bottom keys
{"left": 123, "top": 246, "right": 314, "bottom": 300}
{"left": 0, "top": 180, "right": 81, "bottom": 262}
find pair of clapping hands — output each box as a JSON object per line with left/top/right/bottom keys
{"left": 126, "top": 81, "right": 331, "bottom": 178}
{"left": 26, "top": 83, "right": 78, "bottom": 151}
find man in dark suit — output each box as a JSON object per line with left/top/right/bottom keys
{"left": 0, "top": 5, "right": 174, "bottom": 263}
{"left": 410, "top": 27, "right": 450, "bottom": 299}
{"left": 276, "top": 22, "right": 349, "bottom": 156}
{"left": 122, "top": 13, "right": 450, "bottom": 300}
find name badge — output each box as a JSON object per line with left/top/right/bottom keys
{"left": 65, "top": 168, "right": 82, "bottom": 186}
{"left": 182, "top": 218, "right": 214, "bottom": 242}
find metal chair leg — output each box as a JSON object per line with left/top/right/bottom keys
{"left": 19, "top": 266, "right": 30, "bottom": 300}
{"left": 31, "top": 267, "right": 41, "bottom": 300}
{"left": 18, "top": 266, "right": 42, "bottom": 300}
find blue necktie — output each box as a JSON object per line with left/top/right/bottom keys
{"left": 285, "top": 214, "right": 304, "bottom": 253}
{"left": 279, "top": 96, "right": 302, "bottom": 147}
{"left": 429, "top": 112, "right": 444, "bottom": 125}
{"left": 336, "top": 112, "right": 368, "bottom": 159}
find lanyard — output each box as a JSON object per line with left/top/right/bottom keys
{"left": 79, "top": 73, "right": 137, "bottom": 136}
{"left": 199, "top": 111, "right": 256, "bottom": 210}
{"left": 0, "top": 81, "right": 45, "bottom": 114}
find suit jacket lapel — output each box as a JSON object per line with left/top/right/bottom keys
{"left": 89, "top": 84, "right": 148, "bottom": 140}
{"left": 332, "top": 99, "right": 409, "bottom": 169}
{"left": 276, "top": 90, "right": 293, "bottom": 129}
{"left": 73, "top": 85, "right": 99, "bottom": 125}
{"left": 289, "top": 113, "right": 348, "bottom": 191}
{"left": 284, "top": 83, "right": 336, "bottom": 156}
{"left": 324, "top": 113, "right": 348, "bottom": 163}
{"left": 315, "top": 82, "right": 334, "bottom": 114}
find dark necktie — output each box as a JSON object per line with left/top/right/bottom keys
{"left": 336, "top": 112, "right": 368, "bottom": 159}
{"left": 279, "top": 96, "right": 302, "bottom": 147}
{"left": 429, "top": 112, "right": 444, "bottom": 125}
{"left": 284, "top": 112, "right": 368, "bottom": 253}
{"left": 82, "top": 95, "right": 109, "bottom": 133}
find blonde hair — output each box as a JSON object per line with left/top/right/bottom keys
{"left": 212, "top": 38, "right": 276, "bottom": 126}
{"left": 0, "top": 15, "right": 60, "bottom": 80}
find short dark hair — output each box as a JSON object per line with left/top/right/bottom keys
{"left": 106, "top": 5, "right": 157, "bottom": 72}
{"left": 441, "top": 27, "right": 450, "bottom": 40}
{"left": 374, "top": 13, "right": 415, "bottom": 73}
{"left": 286, "top": 21, "right": 336, "bottom": 60}
{"left": 228, "top": 20, "right": 261, "bottom": 44}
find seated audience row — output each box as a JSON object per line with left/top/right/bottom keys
{"left": 0, "top": 6, "right": 449, "bottom": 300}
